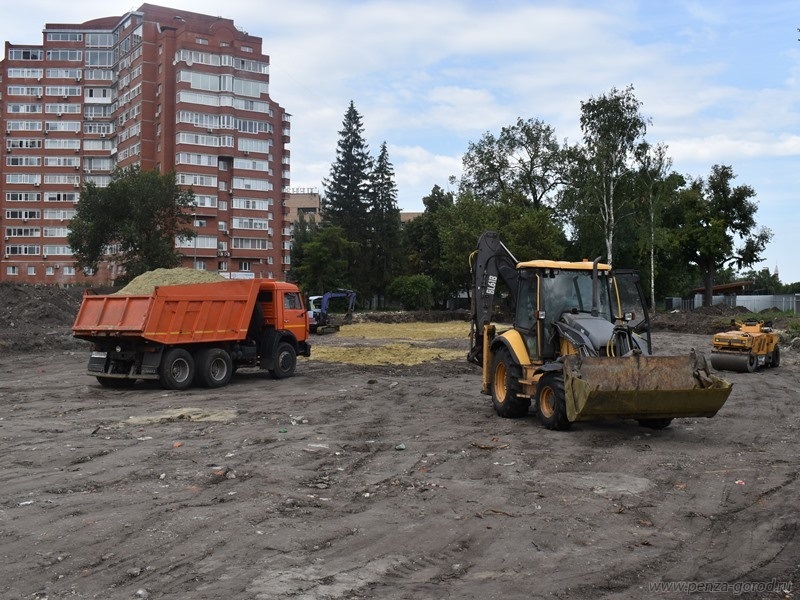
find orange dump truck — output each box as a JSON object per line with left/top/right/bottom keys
{"left": 72, "top": 279, "right": 311, "bottom": 390}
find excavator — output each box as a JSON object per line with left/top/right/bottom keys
{"left": 308, "top": 289, "right": 357, "bottom": 334}
{"left": 468, "top": 231, "right": 733, "bottom": 430}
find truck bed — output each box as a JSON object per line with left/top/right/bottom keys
{"left": 72, "top": 280, "right": 260, "bottom": 345}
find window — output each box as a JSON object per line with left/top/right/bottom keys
{"left": 46, "top": 50, "right": 82, "bottom": 61}
{"left": 284, "top": 292, "right": 301, "bottom": 310}
{"left": 6, "top": 266, "right": 19, "bottom": 276}
{"left": 239, "top": 261, "right": 251, "bottom": 271}
{"left": 27, "top": 266, "right": 36, "bottom": 276}
{"left": 8, "top": 49, "right": 43, "bottom": 60}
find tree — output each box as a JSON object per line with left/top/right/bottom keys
{"left": 67, "top": 166, "right": 196, "bottom": 284}
{"left": 460, "top": 117, "right": 566, "bottom": 209}
{"left": 292, "top": 226, "right": 356, "bottom": 294}
{"left": 287, "top": 211, "right": 318, "bottom": 286}
{"left": 634, "top": 141, "right": 673, "bottom": 310}
{"left": 367, "top": 141, "right": 402, "bottom": 303}
{"left": 387, "top": 274, "right": 435, "bottom": 310}
{"left": 322, "top": 101, "right": 372, "bottom": 241}
{"left": 572, "top": 85, "right": 649, "bottom": 264}
{"left": 676, "top": 165, "right": 772, "bottom": 306}
{"left": 401, "top": 185, "right": 454, "bottom": 306}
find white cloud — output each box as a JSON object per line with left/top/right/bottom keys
{"left": 2, "top": 0, "right": 799, "bottom": 280}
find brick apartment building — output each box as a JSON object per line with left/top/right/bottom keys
{"left": 0, "top": 3, "right": 291, "bottom": 285}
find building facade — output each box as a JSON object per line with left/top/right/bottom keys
{"left": 0, "top": 3, "right": 291, "bottom": 285}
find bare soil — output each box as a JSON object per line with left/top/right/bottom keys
{"left": 1, "top": 284, "right": 798, "bottom": 599}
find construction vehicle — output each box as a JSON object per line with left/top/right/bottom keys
{"left": 710, "top": 319, "right": 781, "bottom": 372}
{"left": 72, "top": 279, "right": 311, "bottom": 390}
{"left": 308, "top": 289, "right": 356, "bottom": 334}
{"left": 468, "top": 231, "right": 732, "bottom": 430}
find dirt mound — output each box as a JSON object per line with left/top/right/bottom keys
{"left": 0, "top": 282, "right": 91, "bottom": 354}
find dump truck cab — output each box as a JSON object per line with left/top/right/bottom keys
{"left": 468, "top": 231, "right": 732, "bottom": 431}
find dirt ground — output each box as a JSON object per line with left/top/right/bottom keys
{"left": 1, "top": 284, "right": 799, "bottom": 599}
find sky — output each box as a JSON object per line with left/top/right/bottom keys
{"left": 3, "top": 0, "right": 799, "bottom": 283}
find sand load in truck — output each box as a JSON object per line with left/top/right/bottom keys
{"left": 467, "top": 231, "right": 733, "bottom": 430}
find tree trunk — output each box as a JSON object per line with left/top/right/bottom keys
{"left": 703, "top": 260, "right": 715, "bottom": 307}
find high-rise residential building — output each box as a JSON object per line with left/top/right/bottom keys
{"left": 0, "top": 3, "right": 291, "bottom": 285}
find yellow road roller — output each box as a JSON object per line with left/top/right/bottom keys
{"left": 710, "top": 319, "right": 780, "bottom": 373}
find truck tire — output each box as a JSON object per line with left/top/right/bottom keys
{"left": 535, "top": 372, "right": 571, "bottom": 430}
{"left": 196, "top": 348, "right": 233, "bottom": 388}
{"left": 270, "top": 342, "right": 297, "bottom": 379}
{"left": 159, "top": 348, "right": 195, "bottom": 390}
{"left": 96, "top": 376, "right": 136, "bottom": 388}
{"left": 490, "top": 347, "right": 530, "bottom": 418}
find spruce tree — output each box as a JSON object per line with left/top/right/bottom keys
{"left": 367, "top": 141, "right": 402, "bottom": 303}
{"left": 322, "top": 101, "right": 373, "bottom": 240}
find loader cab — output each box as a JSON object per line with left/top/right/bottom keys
{"left": 514, "top": 262, "right": 616, "bottom": 361}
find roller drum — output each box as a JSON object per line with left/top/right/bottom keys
{"left": 710, "top": 352, "right": 755, "bottom": 373}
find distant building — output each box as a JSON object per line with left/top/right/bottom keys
{"left": 284, "top": 187, "right": 321, "bottom": 225}
{"left": 1, "top": 3, "right": 291, "bottom": 285}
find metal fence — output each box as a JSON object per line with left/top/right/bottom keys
{"left": 669, "top": 294, "right": 800, "bottom": 313}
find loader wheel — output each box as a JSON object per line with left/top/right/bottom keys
{"left": 159, "top": 348, "right": 195, "bottom": 390}
{"left": 770, "top": 346, "right": 780, "bottom": 368}
{"left": 270, "top": 342, "right": 297, "bottom": 379}
{"left": 638, "top": 418, "right": 673, "bottom": 430}
{"left": 196, "top": 348, "right": 233, "bottom": 388}
{"left": 535, "top": 372, "right": 571, "bottom": 431}
{"left": 490, "top": 347, "right": 530, "bottom": 418}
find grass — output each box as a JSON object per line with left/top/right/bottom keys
{"left": 309, "top": 321, "right": 470, "bottom": 365}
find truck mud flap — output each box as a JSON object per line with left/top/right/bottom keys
{"left": 562, "top": 352, "right": 733, "bottom": 422}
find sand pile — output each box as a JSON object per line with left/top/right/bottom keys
{"left": 114, "top": 268, "right": 226, "bottom": 295}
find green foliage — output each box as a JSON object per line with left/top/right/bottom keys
{"left": 388, "top": 274, "right": 435, "bottom": 310}
{"left": 675, "top": 165, "right": 772, "bottom": 305}
{"left": 318, "top": 103, "right": 402, "bottom": 304}
{"left": 302, "top": 90, "right": 783, "bottom": 311}
{"left": 67, "top": 166, "right": 195, "bottom": 284}
{"left": 567, "top": 84, "right": 649, "bottom": 264}
{"left": 739, "top": 267, "right": 782, "bottom": 294}
{"left": 460, "top": 118, "right": 566, "bottom": 209}
{"left": 292, "top": 225, "right": 356, "bottom": 294}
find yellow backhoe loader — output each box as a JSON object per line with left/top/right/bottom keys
{"left": 467, "top": 231, "right": 732, "bottom": 430}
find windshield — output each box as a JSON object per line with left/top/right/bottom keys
{"left": 541, "top": 270, "right": 612, "bottom": 321}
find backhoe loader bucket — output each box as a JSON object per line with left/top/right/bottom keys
{"left": 562, "top": 352, "right": 732, "bottom": 422}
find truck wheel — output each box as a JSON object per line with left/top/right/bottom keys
{"left": 159, "top": 348, "right": 195, "bottom": 390}
{"left": 270, "top": 342, "right": 297, "bottom": 379}
{"left": 96, "top": 376, "right": 136, "bottom": 388}
{"left": 196, "top": 348, "right": 233, "bottom": 388}
{"left": 638, "top": 418, "right": 673, "bottom": 430}
{"left": 536, "top": 372, "right": 571, "bottom": 430}
{"left": 770, "top": 346, "right": 781, "bottom": 368}
{"left": 490, "top": 347, "right": 530, "bottom": 418}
